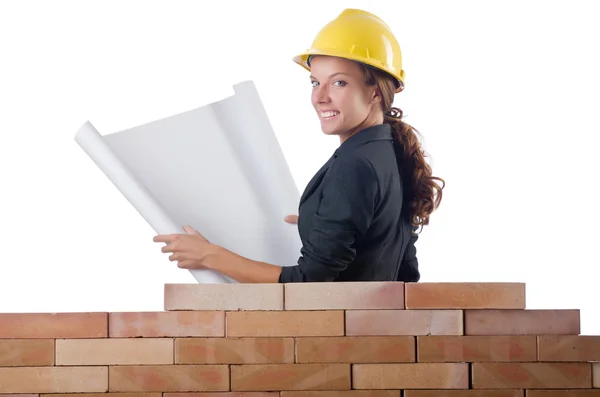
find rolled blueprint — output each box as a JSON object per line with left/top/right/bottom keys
{"left": 74, "top": 81, "right": 302, "bottom": 284}
{"left": 75, "top": 121, "right": 230, "bottom": 284}
{"left": 212, "top": 82, "right": 302, "bottom": 253}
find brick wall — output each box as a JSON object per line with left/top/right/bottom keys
{"left": 1, "top": 281, "right": 599, "bottom": 396}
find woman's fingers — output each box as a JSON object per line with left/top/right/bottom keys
{"left": 284, "top": 214, "right": 298, "bottom": 224}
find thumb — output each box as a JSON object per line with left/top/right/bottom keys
{"left": 183, "top": 225, "right": 200, "bottom": 235}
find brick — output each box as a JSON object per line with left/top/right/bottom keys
{"left": 226, "top": 311, "right": 344, "bottom": 337}
{"left": 164, "top": 393, "right": 279, "bottom": 397}
{"left": 405, "top": 282, "right": 525, "bottom": 309}
{"left": 0, "top": 395, "right": 39, "bottom": 397}
{"left": 175, "top": 337, "right": 294, "bottom": 364}
{"left": 594, "top": 363, "right": 600, "bottom": 388}
{"left": 46, "top": 394, "right": 161, "bottom": 397}
{"left": 281, "top": 392, "right": 400, "bottom": 397}
{"left": 164, "top": 283, "right": 283, "bottom": 310}
{"left": 352, "top": 363, "right": 468, "bottom": 389}
{"left": 0, "top": 367, "right": 108, "bottom": 393}
{"left": 538, "top": 336, "right": 600, "bottom": 361}
{"left": 405, "top": 391, "right": 523, "bottom": 397}
{"left": 472, "top": 362, "right": 592, "bottom": 388}
{"left": 526, "top": 391, "right": 600, "bottom": 396}
{"left": 465, "top": 310, "right": 580, "bottom": 335}
{"left": 417, "top": 336, "right": 537, "bottom": 362}
{"left": 231, "top": 363, "right": 350, "bottom": 391}
{"left": 0, "top": 313, "right": 107, "bottom": 338}
{"left": 346, "top": 310, "right": 463, "bottom": 336}
{"left": 284, "top": 282, "right": 404, "bottom": 310}
{"left": 109, "top": 365, "right": 228, "bottom": 392}
{"left": 0, "top": 339, "right": 54, "bottom": 366}
{"left": 45, "top": 395, "right": 160, "bottom": 397}
{"left": 109, "top": 311, "right": 224, "bottom": 337}
{"left": 55, "top": 338, "right": 173, "bottom": 365}
{"left": 295, "top": 336, "right": 414, "bottom": 363}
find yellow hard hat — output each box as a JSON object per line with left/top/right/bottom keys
{"left": 293, "top": 8, "right": 405, "bottom": 93}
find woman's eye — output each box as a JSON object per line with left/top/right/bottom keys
{"left": 311, "top": 81, "right": 319, "bottom": 87}
{"left": 334, "top": 80, "right": 347, "bottom": 86}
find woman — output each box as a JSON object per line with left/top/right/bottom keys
{"left": 153, "top": 9, "right": 445, "bottom": 283}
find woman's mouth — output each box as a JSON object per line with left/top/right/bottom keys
{"left": 320, "top": 110, "right": 340, "bottom": 120}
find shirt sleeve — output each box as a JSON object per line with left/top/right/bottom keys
{"left": 278, "top": 154, "right": 379, "bottom": 283}
{"left": 397, "top": 228, "right": 420, "bottom": 282}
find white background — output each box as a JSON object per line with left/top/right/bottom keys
{"left": 1, "top": 0, "right": 598, "bottom": 333}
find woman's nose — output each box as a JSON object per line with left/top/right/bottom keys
{"left": 314, "top": 85, "right": 330, "bottom": 103}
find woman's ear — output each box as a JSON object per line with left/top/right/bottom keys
{"left": 371, "top": 88, "right": 382, "bottom": 104}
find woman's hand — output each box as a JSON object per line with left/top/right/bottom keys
{"left": 284, "top": 214, "right": 298, "bottom": 224}
{"left": 153, "top": 225, "right": 218, "bottom": 269}
{"left": 153, "top": 224, "right": 284, "bottom": 283}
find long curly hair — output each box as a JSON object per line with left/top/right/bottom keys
{"left": 359, "top": 63, "right": 445, "bottom": 232}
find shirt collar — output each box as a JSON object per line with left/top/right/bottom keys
{"left": 334, "top": 123, "right": 393, "bottom": 156}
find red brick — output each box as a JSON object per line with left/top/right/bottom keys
{"left": 0, "top": 395, "right": 39, "bottom": 397}
{"left": 226, "top": 311, "right": 344, "bottom": 337}
{"left": 526, "top": 391, "right": 600, "bottom": 396}
{"left": 55, "top": 338, "right": 173, "bottom": 365}
{"left": 109, "top": 311, "right": 224, "bottom": 337}
{"left": 405, "top": 391, "right": 523, "bottom": 397}
{"left": 538, "top": 335, "right": 600, "bottom": 361}
{"left": 295, "top": 336, "right": 414, "bottom": 363}
{"left": 0, "top": 339, "right": 54, "bottom": 366}
{"left": 164, "top": 393, "right": 279, "bottom": 397}
{"left": 281, "top": 392, "right": 400, "bottom": 397}
{"left": 46, "top": 394, "right": 160, "bottom": 397}
{"left": 175, "top": 337, "right": 294, "bottom": 364}
{"left": 346, "top": 310, "right": 463, "bottom": 336}
{"left": 231, "top": 364, "right": 350, "bottom": 391}
{"left": 0, "top": 313, "right": 107, "bottom": 338}
{"left": 108, "top": 365, "right": 228, "bottom": 392}
{"left": 0, "top": 367, "right": 108, "bottom": 393}
{"left": 164, "top": 283, "right": 283, "bottom": 311}
{"left": 284, "top": 282, "right": 404, "bottom": 310}
{"left": 405, "top": 282, "right": 525, "bottom": 309}
{"left": 417, "top": 336, "right": 537, "bottom": 362}
{"left": 465, "top": 310, "right": 580, "bottom": 335}
{"left": 472, "top": 362, "right": 592, "bottom": 388}
{"left": 352, "top": 363, "right": 468, "bottom": 389}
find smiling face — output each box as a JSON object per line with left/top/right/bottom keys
{"left": 309, "top": 55, "right": 384, "bottom": 142}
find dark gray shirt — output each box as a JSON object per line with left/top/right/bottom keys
{"left": 278, "top": 123, "right": 420, "bottom": 283}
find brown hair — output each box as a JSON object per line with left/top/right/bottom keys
{"left": 359, "top": 63, "right": 445, "bottom": 232}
